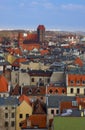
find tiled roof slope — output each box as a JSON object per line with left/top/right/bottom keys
{"left": 0, "top": 97, "right": 19, "bottom": 106}
{"left": 0, "top": 75, "right": 8, "bottom": 92}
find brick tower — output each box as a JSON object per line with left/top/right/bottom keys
{"left": 37, "top": 25, "right": 45, "bottom": 43}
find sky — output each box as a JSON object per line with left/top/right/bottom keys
{"left": 0, "top": 0, "right": 85, "bottom": 31}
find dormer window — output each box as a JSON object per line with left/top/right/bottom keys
{"left": 62, "top": 89, "right": 65, "bottom": 94}
{"left": 55, "top": 89, "right": 58, "bottom": 94}
{"left": 28, "top": 89, "right": 32, "bottom": 94}
{"left": 76, "top": 80, "right": 80, "bottom": 85}
{"left": 37, "top": 89, "right": 40, "bottom": 94}
{"left": 49, "top": 89, "right": 53, "bottom": 94}
{"left": 70, "top": 80, "right": 74, "bottom": 85}
{"left": 82, "top": 80, "right": 85, "bottom": 85}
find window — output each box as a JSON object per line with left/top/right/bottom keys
{"left": 12, "top": 107, "right": 15, "bottom": 109}
{"left": 70, "top": 80, "right": 74, "bottom": 85}
{"left": 76, "top": 80, "right": 80, "bottom": 85}
{"left": 47, "top": 78, "right": 50, "bottom": 83}
{"left": 77, "top": 88, "right": 80, "bottom": 94}
{"left": 62, "top": 89, "right": 65, "bottom": 94}
{"left": 70, "top": 88, "right": 73, "bottom": 93}
{"left": 49, "top": 89, "right": 53, "bottom": 94}
{"left": 5, "top": 107, "right": 8, "bottom": 110}
{"left": 82, "top": 80, "right": 85, "bottom": 85}
{"left": 5, "top": 122, "right": 8, "bottom": 127}
{"left": 26, "top": 114, "right": 29, "bottom": 118}
{"left": 55, "top": 89, "right": 58, "bottom": 94}
{"left": 37, "top": 89, "right": 40, "bottom": 94}
{"left": 19, "top": 123, "right": 22, "bottom": 127}
{"left": 5, "top": 113, "right": 8, "bottom": 118}
{"left": 51, "top": 109, "right": 54, "bottom": 114}
{"left": 19, "top": 114, "right": 23, "bottom": 118}
{"left": 28, "top": 89, "right": 32, "bottom": 94}
{"left": 15, "top": 78, "right": 17, "bottom": 83}
{"left": 41, "top": 96, "right": 43, "bottom": 100}
{"left": 84, "top": 89, "right": 85, "bottom": 95}
{"left": 11, "top": 121, "right": 15, "bottom": 127}
{"left": 56, "top": 109, "right": 59, "bottom": 114}
{"left": 31, "top": 78, "right": 34, "bottom": 82}
{"left": 11, "top": 113, "right": 15, "bottom": 118}
{"left": 72, "top": 101, "right": 78, "bottom": 106}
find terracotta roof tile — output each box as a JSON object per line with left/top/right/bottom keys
{"left": 12, "top": 58, "right": 27, "bottom": 67}
{"left": 19, "top": 94, "right": 31, "bottom": 105}
{"left": 0, "top": 75, "right": 8, "bottom": 92}
{"left": 20, "top": 114, "right": 47, "bottom": 128}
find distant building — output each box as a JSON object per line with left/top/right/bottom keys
{"left": 18, "top": 25, "right": 45, "bottom": 51}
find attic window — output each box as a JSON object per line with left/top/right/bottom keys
{"left": 70, "top": 80, "right": 74, "bottom": 85}
{"left": 49, "top": 89, "right": 53, "bottom": 94}
{"left": 28, "top": 89, "right": 32, "bottom": 94}
{"left": 55, "top": 89, "right": 58, "bottom": 94}
{"left": 37, "top": 89, "right": 40, "bottom": 94}
{"left": 76, "top": 80, "right": 80, "bottom": 85}
{"left": 82, "top": 80, "right": 85, "bottom": 85}
{"left": 62, "top": 89, "right": 65, "bottom": 94}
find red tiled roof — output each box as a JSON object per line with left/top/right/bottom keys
{"left": 21, "top": 43, "right": 40, "bottom": 51}
{"left": 22, "top": 86, "right": 46, "bottom": 95}
{"left": 20, "top": 114, "right": 47, "bottom": 128}
{"left": 74, "top": 57, "right": 83, "bottom": 67}
{"left": 19, "top": 94, "right": 31, "bottom": 105}
{"left": 6, "top": 48, "right": 22, "bottom": 56}
{"left": 60, "top": 101, "right": 78, "bottom": 113}
{"left": 11, "top": 84, "right": 20, "bottom": 95}
{"left": 0, "top": 75, "right": 8, "bottom": 92}
{"left": 12, "top": 58, "right": 27, "bottom": 67}
{"left": 40, "top": 49, "right": 49, "bottom": 55}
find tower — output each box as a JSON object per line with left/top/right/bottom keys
{"left": 37, "top": 25, "right": 45, "bottom": 43}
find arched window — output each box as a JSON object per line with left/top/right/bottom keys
{"left": 62, "top": 89, "right": 65, "bottom": 94}
{"left": 49, "top": 89, "right": 53, "bottom": 94}
{"left": 70, "top": 88, "right": 73, "bottom": 93}
{"left": 77, "top": 88, "right": 80, "bottom": 94}
{"left": 55, "top": 89, "right": 58, "bottom": 94}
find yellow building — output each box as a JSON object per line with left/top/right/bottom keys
{"left": 5, "top": 54, "right": 17, "bottom": 64}
{"left": 16, "top": 95, "right": 33, "bottom": 130}
{"left": 20, "top": 61, "right": 50, "bottom": 70}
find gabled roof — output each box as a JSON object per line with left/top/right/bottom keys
{"left": 74, "top": 57, "right": 83, "bottom": 67}
{"left": 19, "top": 94, "right": 31, "bottom": 105}
{"left": 12, "top": 58, "right": 27, "bottom": 67}
{"left": 10, "top": 84, "right": 20, "bottom": 95}
{"left": 6, "top": 48, "right": 22, "bottom": 56}
{"left": 47, "top": 95, "right": 76, "bottom": 108}
{"left": 22, "top": 86, "right": 46, "bottom": 96}
{"left": 33, "top": 99, "right": 46, "bottom": 114}
{"left": 20, "top": 114, "right": 47, "bottom": 129}
{"left": 40, "top": 49, "right": 49, "bottom": 55}
{"left": 0, "top": 75, "right": 8, "bottom": 92}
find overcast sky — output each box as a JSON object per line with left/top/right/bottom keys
{"left": 0, "top": 0, "right": 85, "bottom": 31}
